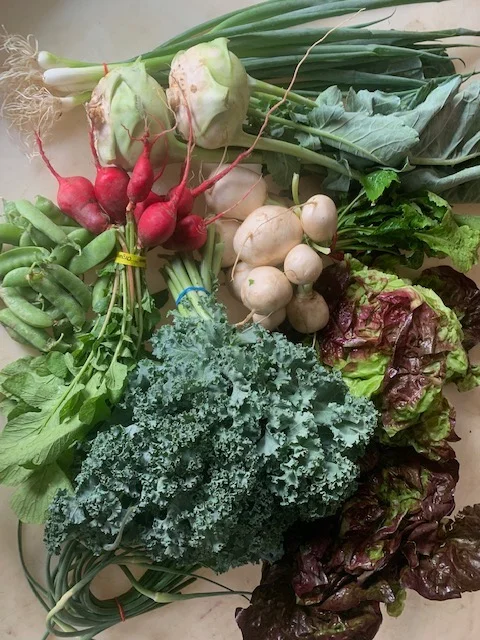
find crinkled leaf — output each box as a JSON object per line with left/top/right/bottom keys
{"left": 418, "top": 266, "right": 480, "bottom": 350}
{"left": 401, "top": 504, "right": 480, "bottom": 600}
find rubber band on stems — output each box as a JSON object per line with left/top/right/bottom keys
{"left": 115, "top": 597, "right": 126, "bottom": 622}
{"left": 176, "top": 286, "right": 210, "bottom": 306}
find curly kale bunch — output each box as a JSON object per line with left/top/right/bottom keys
{"left": 46, "top": 311, "right": 377, "bottom": 573}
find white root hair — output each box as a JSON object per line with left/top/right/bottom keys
{"left": 0, "top": 29, "right": 64, "bottom": 147}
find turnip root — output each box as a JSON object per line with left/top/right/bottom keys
{"left": 253, "top": 307, "right": 286, "bottom": 331}
{"left": 301, "top": 195, "right": 338, "bottom": 244}
{"left": 215, "top": 219, "right": 241, "bottom": 268}
{"left": 284, "top": 244, "right": 323, "bottom": 285}
{"left": 287, "top": 290, "right": 329, "bottom": 334}
{"left": 227, "top": 262, "right": 253, "bottom": 302}
{"left": 233, "top": 205, "right": 303, "bottom": 267}
{"left": 241, "top": 266, "right": 293, "bottom": 316}
{"left": 205, "top": 165, "right": 267, "bottom": 221}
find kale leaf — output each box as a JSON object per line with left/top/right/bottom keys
{"left": 45, "top": 310, "right": 377, "bottom": 573}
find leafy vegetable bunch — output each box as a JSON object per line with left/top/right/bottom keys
{"left": 318, "top": 259, "right": 479, "bottom": 461}
{"left": 45, "top": 239, "right": 377, "bottom": 573}
{"left": 237, "top": 449, "right": 480, "bottom": 640}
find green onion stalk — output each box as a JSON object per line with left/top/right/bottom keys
{"left": 163, "top": 225, "right": 225, "bottom": 322}
{"left": 18, "top": 523, "right": 250, "bottom": 640}
{"left": 1, "top": 0, "right": 478, "bottom": 142}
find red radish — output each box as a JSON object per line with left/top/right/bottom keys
{"left": 138, "top": 95, "right": 196, "bottom": 248}
{"left": 127, "top": 131, "right": 155, "bottom": 209}
{"left": 89, "top": 127, "right": 129, "bottom": 224}
{"left": 35, "top": 132, "right": 109, "bottom": 235}
{"left": 136, "top": 201, "right": 177, "bottom": 247}
{"left": 167, "top": 183, "right": 194, "bottom": 219}
{"left": 162, "top": 215, "right": 207, "bottom": 251}
{"left": 134, "top": 191, "right": 166, "bottom": 223}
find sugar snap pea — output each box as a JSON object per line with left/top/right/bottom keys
{"left": 0, "top": 223, "right": 22, "bottom": 246}
{"left": 3, "top": 324, "right": 31, "bottom": 347}
{"left": 0, "top": 308, "right": 53, "bottom": 352}
{"left": 19, "top": 230, "right": 33, "bottom": 247}
{"left": 68, "top": 228, "right": 117, "bottom": 275}
{"left": 28, "top": 269, "right": 86, "bottom": 330}
{"left": 2, "top": 267, "right": 31, "bottom": 287}
{"left": 92, "top": 275, "right": 111, "bottom": 313}
{"left": 0, "top": 247, "right": 48, "bottom": 277}
{"left": 16, "top": 286, "right": 40, "bottom": 304}
{"left": 34, "top": 195, "right": 78, "bottom": 228}
{"left": 30, "top": 226, "right": 56, "bottom": 250}
{"left": 50, "top": 228, "right": 94, "bottom": 267}
{"left": 0, "top": 286, "right": 53, "bottom": 328}
{"left": 46, "top": 264, "right": 92, "bottom": 310}
{"left": 15, "top": 200, "right": 69, "bottom": 246}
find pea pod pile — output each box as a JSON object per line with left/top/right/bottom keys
{"left": 0, "top": 198, "right": 156, "bottom": 523}
{"left": 0, "top": 196, "right": 118, "bottom": 351}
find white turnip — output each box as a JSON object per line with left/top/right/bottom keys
{"left": 233, "top": 205, "right": 303, "bottom": 267}
{"left": 215, "top": 219, "right": 241, "bottom": 268}
{"left": 227, "top": 262, "right": 253, "bottom": 302}
{"left": 301, "top": 194, "right": 338, "bottom": 244}
{"left": 241, "top": 266, "right": 293, "bottom": 316}
{"left": 205, "top": 165, "right": 267, "bottom": 221}
{"left": 253, "top": 307, "right": 286, "bottom": 331}
{"left": 284, "top": 244, "right": 323, "bottom": 285}
{"left": 287, "top": 290, "right": 330, "bottom": 334}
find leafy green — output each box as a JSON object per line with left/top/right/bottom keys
{"left": 336, "top": 178, "right": 480, "bottom": 271}
{"left": 0, "top": 243, "right": 155, "bottom": 523}
{"left": 320, "top": 259, "right": 474, "bottom": 460}
{"left": 45, "top": 309, "right": 377, "bottom": 573}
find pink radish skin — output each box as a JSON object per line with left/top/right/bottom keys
{"left": 137, "top": 202, "right": 177, "bottom": 247}
{"left": 167, "top": 184, "right": 194, "bottom": 219}
{"left": 127, "top": 137, "right": 155, "bottom": 208}
{"left": 162, "top": 215, "right": 207, "bottom": 252}
{"left": 89, "top": 127, "right": 130, "bottom": 223}
{"left": 35, "top": 133, "right": 109, "bottom": 235}
{"left": 94, "top": 168, "right": 130, "bottom": 223}
{"left": 134, "top": 192, "right": 166, "bottom": 223}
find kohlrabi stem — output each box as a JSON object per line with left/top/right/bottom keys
{"left": 249, "top": 78, "right": 317, "bottom": 108}
{"left": 233, "top": 131, "right": 361, "bottom": 181}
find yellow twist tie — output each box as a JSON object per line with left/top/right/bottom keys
{"left": 115, "top": 252, "right": 146, "bottom": 268}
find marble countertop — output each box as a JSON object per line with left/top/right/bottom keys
{"left": 1, "top": 1, "right": 480, "bottom": 638}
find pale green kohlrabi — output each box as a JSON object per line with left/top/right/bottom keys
{"left": 87, "top": 61, "right": 183, "bottom": 170}
{"left": 165, "top": 38, "right": 360, "bottom": 181}
{"left": 167, "top": 37, "right": 250, "bottom": 150}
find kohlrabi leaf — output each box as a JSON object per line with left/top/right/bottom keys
{"left": 264, "top": 151, "right": 301, "bottom": 187}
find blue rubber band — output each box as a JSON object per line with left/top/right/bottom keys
{"left": 176, "top": 286, "right": 210, "bottom": 306}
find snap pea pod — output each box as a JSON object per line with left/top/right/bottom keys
{"left": 2, "top": 267, "right": 31, "bottom": 287}
{"left": 92, "top": 275, "right": 111, "bottom": 313}
{"left": 45, "top": 306, "right": 65, "bottom": 321}
{"left": 28, "top": 270, "right": 86, "bottom": 330}
{"left": 3, "top": 324, "right": 31, "bottom": 347}
{"left": 0, "top": 287, "right": 53, "bottom": 328}
{"left": 19, "top": 230, "right": 33, "bottom": 247}
{"left": 34, "top": 195, "right": 78, "bottom": 228}
{"left": 68, "top": 228, "right": 117, "bottom": 275}
{"left": 0, "top": 247, "right": 48, "bottom": 277}
{"left": 0, "top": 223, "right": 22, "bottom": 246}
{"left": 50, "top": 228, "right": 94, "bottom": 267}
{"left": 15, "top": 200, "right": 69, "bottom": 246}
{"left": 17, "top": 286, "right": 41, "bottom": 304}
{"left": 29, "top": 226, "right": 56, "bottom": 250}
{"left": 0, "top": 308, "right": 54, "bottom": 352}
{"left": 45, "top": 264, "right": 92, "bottom": 311}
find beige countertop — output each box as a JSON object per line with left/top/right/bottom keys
{"left": 1, "top": 1, "right": 480, "bottom": 638}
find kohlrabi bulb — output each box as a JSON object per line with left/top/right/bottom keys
{"left": 167, "top": 38, "right": 250, "bottom": 150}
{"left": 87, "top": 62, "right": 177, "bottom": 170}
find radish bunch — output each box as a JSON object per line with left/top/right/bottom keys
{"left": 228, "top": 194, "right": 339, "bottom": 334}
